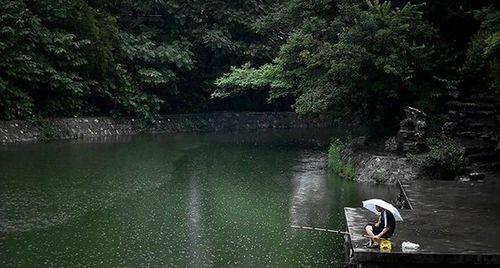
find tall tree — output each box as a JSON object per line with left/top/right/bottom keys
{"left": 0, "top": 0, "right": 279, "bottom": 120}
{"left": 214, "top": 0, "right": 444, "bottom": 136}
{"left": 462, "top": 7, "right": 500, "bottom": 97}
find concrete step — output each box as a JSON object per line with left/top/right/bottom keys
{"left": 452, "top": 123, "right": 485, "bottom": 133}
{"left": 455, "top": 138, "right": 495, "bottom": 155}
{"left": 448, "top": 110, "right": 496, "bottom": 118}
{"left": 459, "top": 122, "right": 498, "bottom": 133}
{"left": 456, "top": 131, "right": 494, "bottom": 140}
{"left": 464, "top": 95, "right": 498, "bottom": 104}
{"left": 446, "top": 101, "right": 496, "bottom": 111}
{"left": 466, "top": 162, "right": 500, "bottom": 172}
{"left": 465, "top": 121, "right": 497, "bottom": 128}
{"left": 466, "top": 152, "right": 500, "bottom": 164}
{"left": 464, "top": 145, "right": 495, "bottom": 155}
{"left": 443, "top": 121, "right": 499, "bottom": 135}
{"left": 463, "top": 118, "right": 498, "bottom": 127}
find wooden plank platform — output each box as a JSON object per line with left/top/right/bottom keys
{"left": 344, "top": 178, "right": 500, "bottom": 267}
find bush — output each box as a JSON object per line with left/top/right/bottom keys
{"left": 412, "top": 138, "right": 465, "bottom": 180}
{"left": 328, "top": 138, "right": 357, "bottom": 179}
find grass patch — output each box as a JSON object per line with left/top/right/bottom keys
{"left": 328, "top": 138, "right": 357, "bottom": 179}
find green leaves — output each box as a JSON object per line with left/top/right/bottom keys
{"left": 0, "top": 0, "right": 278, "bottom": 121}
{"left": 138, "top": 68, "right": 176, "bottom": 86}
{"left": 0, "top": 0, "right": 193, "bottom": 120}
{"left": 213, "top": 62, "right": 292, "bottom": 99}
{"left": 413, "top": 138, "right": 465, "bottom": 180}
{"left": 462, "top": 7, "right": 500, "bottom": 95}
{"left": 3, "top": 0, "right": 491, "bottom": 125}
{"left": 213, "top": 0, "right": 441, "bottom": 134}
{"left": 0, "top": 0, "right": 92, "bottom": 118}
{"left": 119, "top": 32, "right": 192, "bottom": 67}
{"left": 0, "top": 78, "right": 33, "bottom": 119}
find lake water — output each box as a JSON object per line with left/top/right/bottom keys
{"left": 0, "top": 128, "right": 396, "bottom": 267}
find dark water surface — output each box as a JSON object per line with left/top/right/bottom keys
{"left": 0, "top": 129, "right": 396, "bottom": 267}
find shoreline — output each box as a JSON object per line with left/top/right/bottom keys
{"left": 0, "top": 112, "right": 333, "bottom": 144}
{"left": 332, "top": 137, "right": 426, "bottom": 185}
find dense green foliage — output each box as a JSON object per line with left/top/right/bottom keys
{"left": 328, "top": 138, "right": 356, "bottom": 179}
{"left": 0, "top": 0, "right": 277, "bottom": 120}
{"left": 214, "top": 0, "right": 499, "bottom": 135}
{"left": 0, "top": 0, "right": 498, "bottom": 124}
{"left": 462, "top": 7, "right": 500, "bottom": 97}
{"left": 409, "top": 138, "right": 465, "bottom": 180}
{"left": 215, "top": 0, "right": 441, "bottom": 134}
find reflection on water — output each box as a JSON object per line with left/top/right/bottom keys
{"left": 0, "top": 128, "right": 397, "bottom": 267}
{"left": 289, "top": 152, "right": 331, "bottom": 227}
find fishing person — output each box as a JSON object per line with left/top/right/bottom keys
{"left": 364, "top": 204, "right": 396, "bottom": 248}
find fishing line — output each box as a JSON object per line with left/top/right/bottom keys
{"left": 290, "top": 225, "right": 368, "bottom": 237}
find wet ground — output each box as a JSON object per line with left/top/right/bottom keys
{"left": 345, "top": 176, "right": 500, "bottom": 266}
{"left": 0, "top": 128, "right": 397, "bottom": 267}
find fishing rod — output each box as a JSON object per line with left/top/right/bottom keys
{"left": 290, "top": 225, "right": 367, "bottom": 237}
{"left": 290, "top": 225, "right": 350, "bottom": 235}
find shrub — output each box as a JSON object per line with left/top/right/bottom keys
{"left": 411, "top": 138, "right": 465, "bottom": 180}
{"left": 328, "top": 138, "right": 357, "bottom": 179}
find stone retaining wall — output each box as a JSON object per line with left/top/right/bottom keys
{"left": 340, "top": 137, "right": 425, "bottom": 184}
{"left": 0, "top": 112, "right": 332, "bottom": 144}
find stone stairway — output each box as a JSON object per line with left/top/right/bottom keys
{"left": 442, "top": 95, "right": 500, "bottom": 174}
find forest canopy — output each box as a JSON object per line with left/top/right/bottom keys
{"left": 0, "top": 0, "right": 498, "bottom": 128}
{"left": 0, "top": 0, "right": 276, "bottom": 120}
{"left": 214, "top": 0, "right": 499, "bottom": 134}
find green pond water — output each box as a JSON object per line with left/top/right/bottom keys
{"left": 0, "top": 128, "right": 397, "bottom": 267}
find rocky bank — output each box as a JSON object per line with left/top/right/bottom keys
{"left": 339, "top": 107, "right": 430, "bottom": 184}
{"left": 340, "top": 138, "right": 425, "bottom": 184}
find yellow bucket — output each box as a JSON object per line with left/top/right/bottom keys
{"left": 380, "top": 239, "right": 392, "bottom": 252}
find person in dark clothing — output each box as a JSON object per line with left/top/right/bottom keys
{"left": 364, "top": 205, "right": 396, "bottom": 248}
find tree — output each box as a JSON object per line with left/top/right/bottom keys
{"left": 0, "top": 0, "right": 175, "bottom": 121}
{"left": 1, "top": 0, "right": 497, "bottom": 124}
{"left": 462, "top": 7, "right": 500, "bottom": 97}
{"left": 214, "top": 0, "right": 443, "bottom": 136}
{"left": 0, "top": 0, "right": 280, "bottom": 120}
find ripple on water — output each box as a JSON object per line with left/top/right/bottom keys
{"left": 0, "top": 129, "right": 395, "bottom": 267}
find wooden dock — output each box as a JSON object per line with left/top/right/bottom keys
{"left": 344, "top": 178, "right": 500, "bottom": 267}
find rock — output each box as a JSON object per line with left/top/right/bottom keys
{"left": 448, "top": 90, "right": 460, "bottom": 99}
{"left": 1, "top": 113, "right": 334, "bottom": 144}
{"left": 442, "top": 122, "right": 457, "bottom": 133}
{"left": 458, "top": 175, "right": 470, "bottom": 182}
{"left": 400, "top": 118, "right": 415, "bottom": 128}
{"left": 405, "top": 106, "right": 427, "bottom": 120}
{"left": 399, "top": 130, "right": 416, "bottom": 139}
{"left": 415, "top": 120, "right": 427, "bottom": 132}
{"left": 350, "top": 136, "right": 367, "bottom": 150}
{"left": 384, "top": 136, "right": 400, "bottom": 152}
{"left": 403, "top": 141, "right": 427, "bottom": 154}
{"left": 469, "top": 172, "right": 485, "bottom": 181}
{"left": 341, "top": 141, "right": 425, "bottom": 184}
{"left": 386, "top": 106, "right": 428, "bottom": 153}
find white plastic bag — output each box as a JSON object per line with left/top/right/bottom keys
{"left": 402, "top": 241, "right": 420, "bottom": 252}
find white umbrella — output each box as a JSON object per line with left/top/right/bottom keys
{"left": 362, "top": 199, "right": 403, "bottom": 221}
